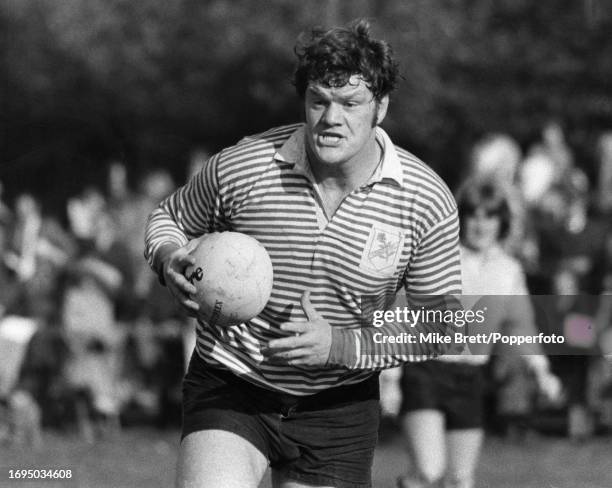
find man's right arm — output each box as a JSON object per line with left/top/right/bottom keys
{"left": 144, "top": 153, "right": 222, "bottom": 313}
{"left": 144, "top": 152, "right": 222, "bottom": 283}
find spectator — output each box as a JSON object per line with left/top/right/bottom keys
{"left": 397, "top": 179, "right": 559, "bottom": 488}
{"left": 548, "top": 267, "right": 599, "bottom": 440}
{"left": 519, "top": 120, "right": 573, "bottom": 207}
{"left": 7, "top": 194, "right": 75, "bottom": 321}
{"left": 467, "top": 133, "right": 527, "bottom": 257}
{"left": 468, "top": 133, "right": 522, "bottom": 189}
{"left": 534, "top": 172, "right": 609, "bottom": 294}
{"left": 0, "top": 214, "right": 19, "bottom": 317}
{"left": 493, "top": 354, "right": 539, "bottom": 442}
{"left": 62, "top": 191, "right": 126, "bottom": 435}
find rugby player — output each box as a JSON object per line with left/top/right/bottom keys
{"left": 145, "top": 19, "right": 461, "bottom": 488}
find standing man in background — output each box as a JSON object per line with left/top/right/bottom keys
{"left": 145, "top": 19, "right": 461, "bottom": 488}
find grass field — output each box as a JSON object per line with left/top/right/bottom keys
{"left": 1, "top": 428, "right": 611, "bottom": 488}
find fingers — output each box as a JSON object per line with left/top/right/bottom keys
{"left": 165, "top": 249, "right": 197, "bottom": 291}
{"left": 175, "top": 252, "right": 196, "bottom": 269}
{"left": 265, "top": 293, "right": 321, "bottom": 347}
{"left": 301, "top": 290, "right": 321, "bottom": 321}
{"left": 267, "top": 348, "right": 310, "bottom": 362}
{"left": 164, "top": 251, "right": 200, "bottom": 314}
{"left": 168, "top": 279, "right": 200, "bottom": 314}
{"left": 263, "top": 291, "right": 329, "bottom": 366}
{"left": 267, "top": 330, "right": 309, "bottom": 350}
{"left": 166, "top": 266, "right": 197, "bottom": 295}
{"left": 179, "top": 297, "right": 201, "bottom": 316}
{"left": 280, "top": 321, "right": 310, "bottom": 335}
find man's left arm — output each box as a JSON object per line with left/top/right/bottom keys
{"left": 265, "top": 209, "right": 462, "bottom": 369}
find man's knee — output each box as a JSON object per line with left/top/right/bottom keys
{"left": 419, "top": 469, "right": 444, "bottom": 486}
{"left": 443, "top": 472, "right": 474, "bottom": 488}
{"left": 403, "top": 466, "right": 445, "bottom": 487}
{"left": 398, "top": 472, "right": 444, "bottom": 488}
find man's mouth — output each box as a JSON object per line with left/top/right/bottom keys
{"left": 318, "top": 133, "right": 343, "bottom": 145}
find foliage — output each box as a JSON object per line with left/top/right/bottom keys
{"left": 1, "top": 0, "right": 611, "bottom": 211}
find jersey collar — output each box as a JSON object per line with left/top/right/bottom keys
{"left": 274, "top": 125, "right": 403, "bottom": 187}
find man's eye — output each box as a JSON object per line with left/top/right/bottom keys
{"left": 344, "top": 101, "right": 359, "bottom": 108}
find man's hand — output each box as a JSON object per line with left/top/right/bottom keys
{"left": 161, "top": 235, "right": 212, "bottom": 317}
{"left": 263, "top": 290, "right": 332, "bottom": 367}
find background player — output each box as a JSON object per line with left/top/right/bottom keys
{"left": 397, "top": 180, "right": 560, "bottom": 488}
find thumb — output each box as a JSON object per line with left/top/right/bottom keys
{"left": 301, "top": 290, "right": 321, "bottom": 321}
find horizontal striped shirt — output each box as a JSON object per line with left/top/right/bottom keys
{"left": 144, "top": 123, "right": 461, "bottom": 395}
{"left": 437, "top": 244, "right": 545, "bottom": 366}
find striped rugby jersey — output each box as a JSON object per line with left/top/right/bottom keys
{"left": 144, "top": 123, "right": 461, "bottom": 395}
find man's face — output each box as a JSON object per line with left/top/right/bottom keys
{"left": 463, "top": 208, "right": 501, "bottom": 252}
{"left": 304, "top": 75, "right": 388, "bottom": 168}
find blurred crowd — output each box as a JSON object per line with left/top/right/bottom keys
{"left": 1, "top": 123, "right": 612, "bottom": 445}
{"left": 0, "top": 161, "right": 194, "bottom": 442}
{"left": 479, "top": 124, "right": 612, "bottom": 440}
{"left": 386, "top": 122, "right": 612, "bottom": 442}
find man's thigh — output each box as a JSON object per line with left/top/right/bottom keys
{"left": 177, "top": 429, "right": 268, "bottom": 488}
{"left": 181, "top": 355, "right": 379, "bottom": 488}
{"left": 273, "top": 397, "right": 380, "bottom": 488}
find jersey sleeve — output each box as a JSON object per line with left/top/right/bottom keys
{"left": 144, "top": 152, "right": 223, "bottom": 278}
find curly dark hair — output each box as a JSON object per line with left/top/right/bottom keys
{"left": 293, "top": 19, "right": 399, "bottom": 101}
{"left": 456, "top": 179, "right": 512, "bottom": 241}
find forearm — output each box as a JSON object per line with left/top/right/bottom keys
{"left": 144, "top": 207, "right": 190, "bottom": 267}
{"left": 150, "top": 242, "right": 183, "bottom": 285}
{"left": 144, "top": 155, "right": 220, "bottom": 275}
{"left": 327, "top": 313, "right": 457, "bottom": 370}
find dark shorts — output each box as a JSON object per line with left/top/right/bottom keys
{"left": 182, "top": 352, "right": 380, "bottom": 488}
{"left": 399, "top": 360, "right": 485, "bottom": 429}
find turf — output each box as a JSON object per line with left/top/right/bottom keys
{"left": 1, "top": 428, "right": 611, "bottom": 487}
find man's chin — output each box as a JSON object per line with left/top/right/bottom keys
{"left": 311, "top": 148, "right": 347, "bottom": 166}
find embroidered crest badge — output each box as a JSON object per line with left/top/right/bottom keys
{"left": 360, "top": 224, "right": 404, "bottom": 276}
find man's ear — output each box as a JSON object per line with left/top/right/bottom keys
{"left": 375, "top": 95, "right": 389, "bottom": 125}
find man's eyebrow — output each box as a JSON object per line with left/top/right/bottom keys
{"left": 307, "top": 85, "right": 367, "bottom": 99}
{"left": 306, "top": 86, "right": 329, "bottom": 97}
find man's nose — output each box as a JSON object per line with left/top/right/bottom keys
{"left": 321, "top": 102, "right": 342, "bottom": 125}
